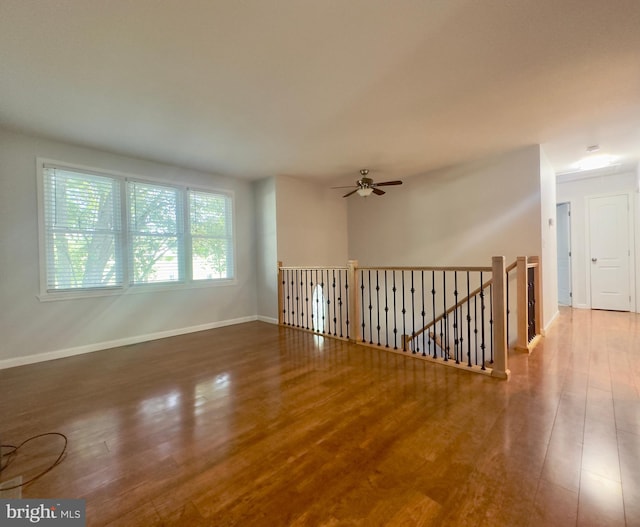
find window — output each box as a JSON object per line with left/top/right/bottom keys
{"left": 128, "top": 181, "right": 184, "bottom": 284}
{"left": 42, "top": 167, "right": 123, "bottom": 291}
{"left": 189, "top": 190, "right": 233, "bottom": 280}
{"left": 39, "top": 160, "right": 235, "bottom": 298}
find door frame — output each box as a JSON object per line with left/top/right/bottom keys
{"left": 556, "top": 201, "right": 573, "bottom": 306}
{"left": 585, "top": 190, "right": 636, "bottom": 312}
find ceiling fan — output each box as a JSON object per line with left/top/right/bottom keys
{"left": 332, "top": 169, "right": 403, "bottom": 197}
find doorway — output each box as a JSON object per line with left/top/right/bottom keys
{"left": 557, "top": 202, "right": 572, "bottom": 306}
{"left": 588, "top": 193, "right": 631, "bottom": 311}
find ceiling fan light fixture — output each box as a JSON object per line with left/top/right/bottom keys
{"left": 333, "top": 169, "right": 402, "bottom": 198}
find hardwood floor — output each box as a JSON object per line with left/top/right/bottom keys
{"left": 1, "top": 308, "right": 639, "bottom": 526}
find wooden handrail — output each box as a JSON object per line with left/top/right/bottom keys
{"left": 357, "top": 265, "right": 492, "bottom": 272}
{"left": 410, "top": 277, "right": 493, "bottom": 341}
{"left": 279, "top": 265, "right": 348, "bottom": 270}
{"left": 506, "top": 260, "right": 517, "bottom": 273}
{"left": 280, "top": 264, "right": 495, "bottom": 272}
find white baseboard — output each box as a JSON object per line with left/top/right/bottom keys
{"left": 543, "top": 309, "right": 560, "bottom": 335}
{"left": 257, "top": 315, "right": 278, "bottom": 324}
{"left": 0, "top": 316, "right": 257, "bottom": 371}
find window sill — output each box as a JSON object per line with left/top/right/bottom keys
{"left": 37, "top": 279, "right": 238, "bottom": 302}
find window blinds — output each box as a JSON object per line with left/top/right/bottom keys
{"left": 40, "top": 163, "right": 234, "bottom": 295}
{"left": 189, "top": 190, "right": 233, "bottom": 280}
{"left": 128, "top": 180, "right": 184, "bottom": 284}
{"left": 43, "top": 167, "right": 122, "bottom": 290}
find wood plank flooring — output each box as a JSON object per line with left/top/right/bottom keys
{"left": 1, "top": 307, "right": 639, "bottom": 526}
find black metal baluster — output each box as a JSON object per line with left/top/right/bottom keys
{"left": 439, "top": 316, "right": 445, "bottom": 360}
{"left": 489, "top": 283, "right": 494, "bottom": 364}
{"left": 338, "top": 270, "right": 344, "bottom": 338}
{"left": 344, "top": 269, "right": 350, "bottom": 339}
{"left": 528, "top": 267, "right": 536, "bottom": 341}
{"left": 421, "top": 271, "right": 426, "bottom": 356}
{"left": 283, "top": 269, "right": 288, "bottom": 325}
{"left": 506, "top": 270, "right": 510, "bottom": 350}
{"left": 384, "top": 270, "right": 389, "bottom": 348}
{"left": 474, "top": 291, "right": 478, "bottom": 366}
{"left": 480, "top": 272, "right": 486, "bottom": 370}
{"left": 368, "top": 270, "right": 373, "bottom": 344}
{"left": 453, "top": 271, "right": 459, "bottom": 363}
{"left": 321, "top": 272, "right": 326, "bottom": 334}
{"left": 311, "top": 270, "right": 316, "bottom": 331}
{"left": 458, "top": 278, "right": 463, "bottom": 364}
{"left": 459, "top": 301, "right": 464, "bottom": 364}
{"left": 402, "top": 271, "right": 406, "bottom": 352}
{"left": 467, "top": 272, "right": 472, "bottom": 367}
{"left": 291, "top": 270, "right": 296, "bottom": 326}
{"left": 325, "top": 269, "right": 331, "bottom": 336}
{"left": 292, "top": 269, "right": 300, "bottom": 327}
{"left": 304, "top": 270, "right": 309, "bottom": 330}
{"left": 376, "top": 270, "right": 381, "bottom": 346}
{"left": 332, "top": 270, "right": 337, "bottom": 336}
{"left": 393, "top": 271, "right": 398, "bottom": 350}
{"left": 411, "top": 271, "right": 416, "bottom": 354}
{"left": 299, "top": 270, "right": 304, "bottom": 329}
{"left": 361, "top": 270, "right": 366, "bottom": 343}
{"left": 442, "top": 271, "right": 448, "bottom": 361}
{"left": 296, "top": 269, "right": 304, "bottom": 329}
{"left": 431, "top": 271, "right": 436, "bottom": 359}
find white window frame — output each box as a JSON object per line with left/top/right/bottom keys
{"left": 188, "top": 187, "right": 235, "bottom": 282}
{"left": 37, "top": 158, "right": 237, "bottom": 301}
{"left": 127, "top": 178, "right": 186, "bottom": 286}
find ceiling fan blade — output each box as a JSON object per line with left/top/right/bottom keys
{"left": 331, "top": 185, "right": 358, "bottom": 189}
{"left": 372, "top": 188, "right": 385, "bottom": 196}
{"left": 374, "top": 180, "right": 403, "bottom": 187}
{"left": 343, "top": 189, "right": 359, "bottom": 198}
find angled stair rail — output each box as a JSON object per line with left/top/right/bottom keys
{"left": 277, "top": 256, "right": 527, "bottom": 380}
{"left": 400, "top": 257, "right": 509, "bottom": 379}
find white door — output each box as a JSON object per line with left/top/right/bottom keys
{"left": 557, "top": 202, "right": 572, "bottom": 306}
{"left": 588, "top": 194, "right": 630, "bottom": 311}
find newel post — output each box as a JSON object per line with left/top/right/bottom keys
{"left": 347, "top": 260, "right": 358, "bottom": 342}
{"left": 277, "top": 261, "right": 284, "bottom": 326}
{"left": 491, "top": 256, "right": 510, "bottom": 379}
{"left": 515, "top": 256, "right": 529, "bottom": 351}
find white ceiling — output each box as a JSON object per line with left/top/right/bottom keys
{"left": 1, "top": 0, "right": 639, "bottom": 183}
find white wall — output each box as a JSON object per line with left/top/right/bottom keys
{"left": 275, "top": 175, "right": 348, "bottom": 266}
{"left": 0, "top": 128, "right": 257, "bottom": 367}
{"left": 254, "top": 176, "right": 278, "bottom": 321}
{"left": 347, "top": 145, "right": 556, "bottom": 343}
{"left": 540, "top": 148, "right": 559, "bottom": 329}
{"left": 557, "top": 169, "right": 639, "bottom": 312}
{"left": 347, "top": 146, "right": 543, "bottom": 266}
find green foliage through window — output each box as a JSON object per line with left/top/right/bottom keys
{"left": 129, "top": 181, "right": 184, "bottom": 284}
{"left": 190, "top": 190, "right": 233, "bottom": 280}
{"left": 41, "top": 165, "right": 234, "bottom": 293}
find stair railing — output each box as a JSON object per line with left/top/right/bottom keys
{"left": 398, "top": 257, "right": 508, "bottom": 379}
{"left": 278, "top": 263, "right": 352, "bottom": 340}
{"left": 277, "top": 256, "right": 520, "bottom": 380}
{"left": 514, "top": 256, "right": 542, "bottom": 352}
{"left": 403, "top": 276, "right": 493, "bottom": 367}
